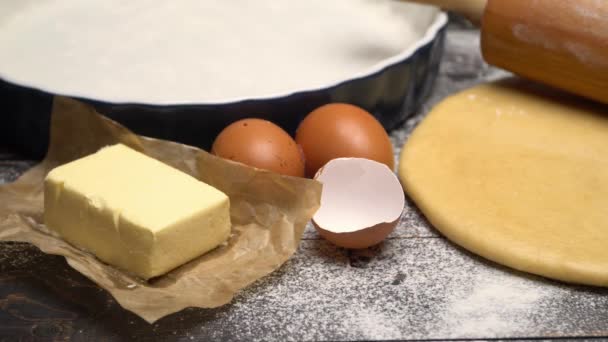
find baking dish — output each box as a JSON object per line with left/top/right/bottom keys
{"left": 0, "top": 1, "right": 447, "bottom": 158}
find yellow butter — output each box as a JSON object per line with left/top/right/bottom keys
{"left": 44, "top": 144, "right": 231, "bottom": 279}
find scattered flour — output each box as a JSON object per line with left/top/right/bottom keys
{"left": 512, "top": 23, "right": 557, "bottom": 51}
{"left": 437, "top": 273, "right": 548, "bottom": 338}
{"left": 342, "top": 309, "right": 402, "bottom": 340}
{"left": 177, "top": 237, "right": 606, "bottom": 341}
{"left": 0, "top": 242, "right": 42, "bottom": 269}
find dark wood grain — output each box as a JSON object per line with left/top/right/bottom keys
{"left": 0, "top": 243, "right": 237, "bottom": 341}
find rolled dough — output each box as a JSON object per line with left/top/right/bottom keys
{"left": 399, "top": 79, "right": 608, "bottom": 286}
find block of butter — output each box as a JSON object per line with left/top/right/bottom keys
{"left": 44, "top": 144, "right": 231, "bottom": 279}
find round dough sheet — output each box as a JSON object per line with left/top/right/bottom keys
{"left": 399, "top": 79, "right": 608, "bottom": 286}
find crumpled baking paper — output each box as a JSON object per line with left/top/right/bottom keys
{"left": 0, "top": 96, "right": 322, "bottom": 323}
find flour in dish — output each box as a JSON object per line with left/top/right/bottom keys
{"left": 0, "top": 0, "right": 439, "bottom": 103}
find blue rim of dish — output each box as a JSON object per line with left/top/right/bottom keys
{"left": 1, "top": 11, "right": 448, "bottom": 157}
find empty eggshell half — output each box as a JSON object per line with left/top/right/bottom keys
{"left": 312, "top": 158, "right": 405, "bottom": 249}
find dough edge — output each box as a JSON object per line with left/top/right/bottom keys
{"left": 398, "top": 81, "right": 608, "bottom": 287}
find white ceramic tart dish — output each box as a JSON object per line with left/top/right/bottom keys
{"left": 0, "top": 0, "right": 447, "bottom": 156}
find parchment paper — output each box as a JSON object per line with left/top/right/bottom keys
{"left": 0, "top": 96, "right": 322, "bottom": 323}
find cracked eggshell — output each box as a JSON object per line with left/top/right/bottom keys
{"left": 312, "top": 158, "right": 405, "bottom": 249}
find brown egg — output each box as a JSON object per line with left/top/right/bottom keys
{"left": 212, "top": 118, "right": 305, "bottom": 177}
{"left": 295, "top": 103, "right": 394, "bottom": 177}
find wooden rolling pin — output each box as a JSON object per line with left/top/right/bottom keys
{"left": 405, "top": 0, "right": 608, "bottom": 105}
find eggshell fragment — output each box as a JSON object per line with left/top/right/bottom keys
{"left": 312, "top": 158, "right": 405, "bottom": 249}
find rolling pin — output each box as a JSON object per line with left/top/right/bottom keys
{"left": 405, "top": 0, "right": 608, "bottom": 105}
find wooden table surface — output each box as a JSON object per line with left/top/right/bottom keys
{"left": 1, "top": 17, "right": 608, "bottom": 341}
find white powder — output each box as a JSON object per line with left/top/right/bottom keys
{"left": 347, "top": 310, "right": 402, "bottom": 340}
{"left": 0, "top": 0, "right": 440, "bottom": 104}
{"left": 511, "top": 2, "right": 608, "bottom": 68}
{"left": 0, "top": 242, "right": 41, "bottom": 269}
{"left": 437, "top": 273, "right": 548, "bottom": 338}
{"left": 512, "top": 23, "right": 557, "bottom": 51}
{"left": 573, "top": 0, "right": 604, "bottom": 20}
{"left": 182, "top": 237, "right": 589, "bottom": 341}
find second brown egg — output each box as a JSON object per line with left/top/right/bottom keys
{"left": 295, "top": 103, "right": 394, "bottom": 177}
